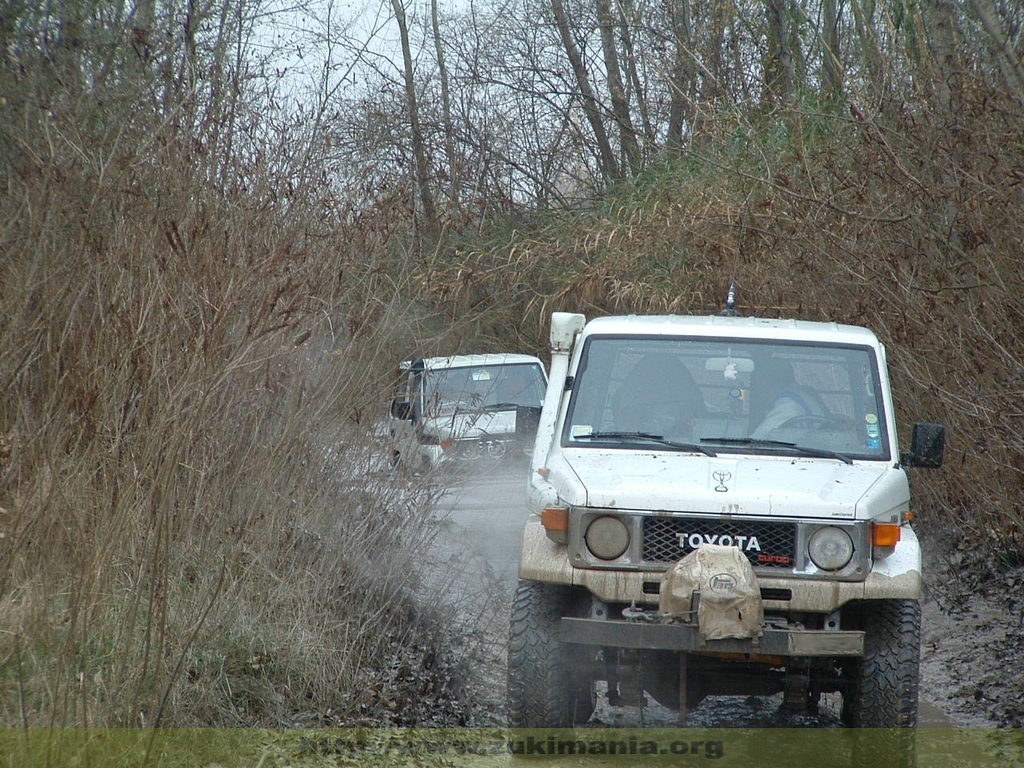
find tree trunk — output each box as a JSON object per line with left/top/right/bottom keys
{"left": 551, "top": 0, "right": 621, "bottom": 181}
{"left": 764, "top": 0, "right": 795, "bottom": 109}
{"left": 431, "top": 0, "right": 462, "bottom": 210}
{"left": 922, "top": 0, "right": 965, "bottom": 262}
{"left": 820, "top": 0, "right": 842, "bottom": 105}
{"left": 968, "top": 0, "right": 1024, "bottom": 105}
{"left": 617, "top": 0, "right": 655, "bottom": 156}
{"left": 693, "top": 0, "right": 730, "bottom": 143}
{"left": 703, "top": 0, "right": 729, "bottom": 104}
{"left": 596, "top": 0, "right": 640, "bottom": 175}
{"left": 665, "top": 0, "right": 694, "bottom": 152}
{"left": 923, "top": 0, "right": 963, "bottom": 112}
{"left": 849, "top": 0, "right": 887, "bottom": 104}
{"left": 131, "top": 0, "right": 156, "bottom": 61}
{"left": 391, "top": 0, "right": 438, "bottom": 231}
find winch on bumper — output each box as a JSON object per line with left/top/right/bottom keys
{"left": 560, "top": 541, "right": 864, "bottom": 658}
{"left": 561, "top": 544, "right": 864, "bottom": 659}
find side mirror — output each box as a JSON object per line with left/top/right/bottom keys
{"left": 391, "top": 399, "right": 413, "bottom": 420}
{"left": 901, "top": 422, "right": 945, "bottom": 468}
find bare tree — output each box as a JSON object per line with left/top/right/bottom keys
{"left": 923, "top": 0, "right": 964, "bottom": 113}
{"left": 391, "top": 0, "right": 439, "bottom": 231}
{"left": 550, "top": 0, "right": 622, "bottom": 180}
{"left": 848, "top": 0, "right": 889, "bottom": 103}
{"left": 596, "top": 0, "right": 641, "bottom": 174}
{"left": 617, "top": 0, "right": 657, "bottom": 155}
{"left": 275, "top": 0, "right": 1024, "bottom": 210}
{"left": 432, "top": 0, "right": 463, "bottom": 209}
{"left": 665, "top": 0, "right": 696, "bottom": 152}
{"left": 702, "top": 0, "right": 731, "bottom": 105}
{"left": 820, "top": 0, "right": 843, "bottom": 105}
{"left": 764, "top": 0, "right": 796, "bottom": 109}
{"left": 968, "top": 0, "right": 1024, "bottom": 104}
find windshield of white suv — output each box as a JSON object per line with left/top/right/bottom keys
{"left": 425, "top": 363, "right": 546, "bottom": 414}
{"left": 562, "top": 336, "right": 890, "bottom": 461}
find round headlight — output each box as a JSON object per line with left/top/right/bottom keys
{"left": 585, "top": 516, "right": 629, "bottom": 560}
{"left": 808, "top": 527, "right": 854, "bottom": 570}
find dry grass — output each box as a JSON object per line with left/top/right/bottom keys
{"left": 0, "top": 93, "right": 479, "bottom": 727}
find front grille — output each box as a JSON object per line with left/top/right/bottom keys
{"left": 642, "top": 517, "right": 797, "bottom": 569}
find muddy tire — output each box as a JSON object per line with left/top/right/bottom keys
{"left": 841, "top": 599, "right": 921, "bottom": 727}
{"left": 507, "top": 580, "right": 595, "bottom": 728}
{"left": 841, "top": 600, "right": 920, "bottom": 766}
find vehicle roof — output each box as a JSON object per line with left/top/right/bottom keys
{"left": 580, "top": 314, "right": 881, "bottom": 347}
{"left": 402, "top": 353, "right": 545, "bottom": 371}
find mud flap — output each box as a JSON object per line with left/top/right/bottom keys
{"left": 659, "top": 543, "right": 765, "bottom": 641}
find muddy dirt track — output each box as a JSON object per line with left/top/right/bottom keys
{"left": 422, "top": 460, "right": 1024, "bottom": 730}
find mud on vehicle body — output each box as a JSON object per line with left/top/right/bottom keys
{"left": 508, "top": 305, "right": 945, "bottom": 730}
{"left": 389, "top": 354, "right": 547, "bottom": 470}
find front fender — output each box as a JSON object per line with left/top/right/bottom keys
{"left": 518, "top": 518, "right": 574, "bottom": 584}
{"left": 859, "top": 524, "right": 922, "bottom": 600}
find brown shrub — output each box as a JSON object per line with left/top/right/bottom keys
{"left": 0, "top": 99, "right": 471, "bottom": 726}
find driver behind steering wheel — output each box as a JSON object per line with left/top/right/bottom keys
{"left": 750, "top": 357, "right": 830, "bottom": 438}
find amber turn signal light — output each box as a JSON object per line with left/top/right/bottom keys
{"left": 871, "top": 522, "right": 901, "bottom": 547}
{"left": 541, "top": 506, "right": 569, "bottom": 544}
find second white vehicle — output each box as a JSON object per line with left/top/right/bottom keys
{"left": 389, "top": 353, "right": 548, "bottom": 468}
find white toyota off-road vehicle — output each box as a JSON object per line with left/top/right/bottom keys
{"left": 389, "top": 354, "right": 547, "bottom": 468}
{"left": 508, "top": 304, "right": 945, "bottom": 729}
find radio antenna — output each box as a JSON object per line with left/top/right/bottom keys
{"left": 720, "top": 281, "right": 742, "bottom": 317}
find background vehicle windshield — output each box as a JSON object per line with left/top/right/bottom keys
{"left": 426, "top": 363, "right": 546, "bottom": 413}
{"left": 563, "top": 336, "right": 890, "bottom": 460}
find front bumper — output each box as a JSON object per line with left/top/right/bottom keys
{"left": 560, "top": 616, "right": 864, "bottom": 656}
{"left": 518, "top": 520, "right": 922, "bottom": 613}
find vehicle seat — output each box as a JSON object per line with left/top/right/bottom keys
{"left": 612, "top": 354, "right": 705, "bottom": 436}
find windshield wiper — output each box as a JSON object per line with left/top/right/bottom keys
{"left": 701, "top": 437, "right": 853, "bottom": 464}
{"left": 576, "top": 431, "right": 717, "bottom": 457}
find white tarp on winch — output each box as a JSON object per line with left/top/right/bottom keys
{"left": 659, "top": 543, "right": 765, "bottom": 641}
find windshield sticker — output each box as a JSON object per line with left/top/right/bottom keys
{"left": 865, "top": 413, "right": 881, "bottom": 448}
{"left": 472, "top": 371, "right": 492, "bottom": 381}
{"left": 571, "top": 425, "right": 594, "bottom": 438}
